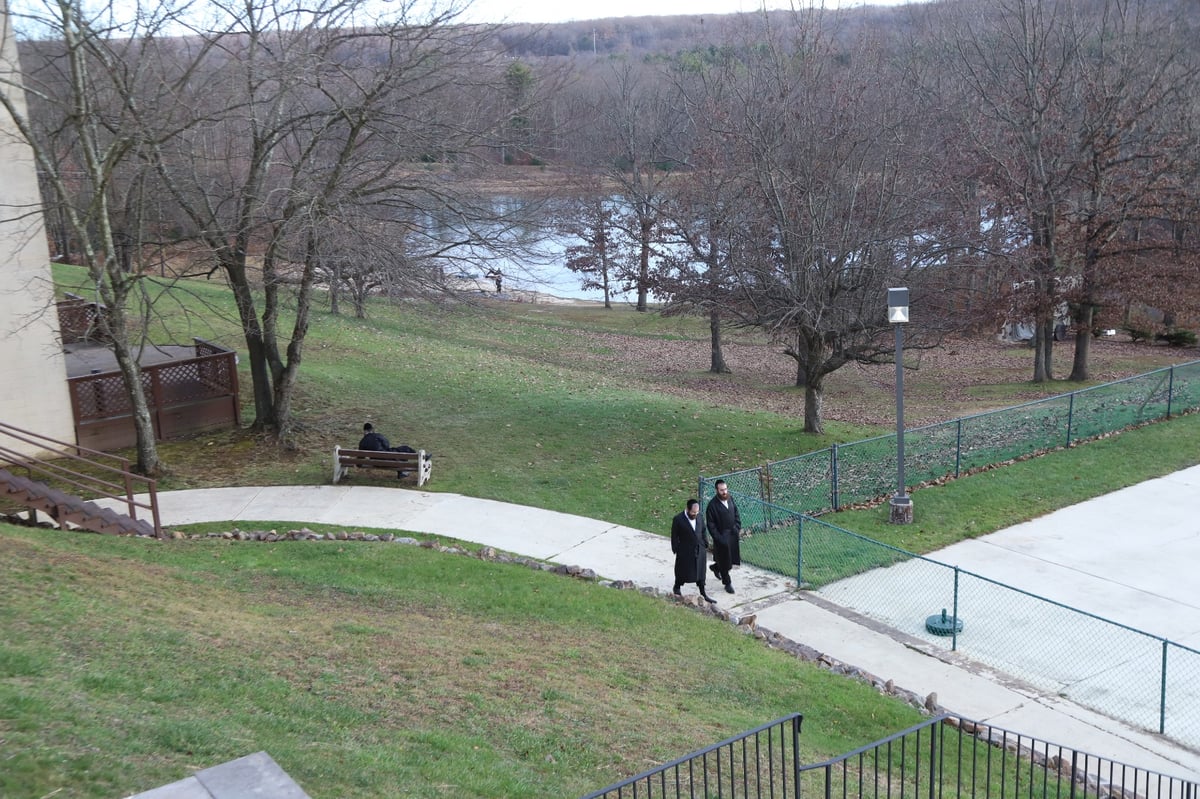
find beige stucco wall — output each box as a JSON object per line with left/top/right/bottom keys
{"left": 0, "top": 6, "right": 76, "bottom": 453}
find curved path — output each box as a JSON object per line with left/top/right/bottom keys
{"left": 110, "top": 479, "right": 1200, "bottom": 780}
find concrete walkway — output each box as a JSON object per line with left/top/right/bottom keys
{"left": 114, "top": 471, "right": 1200, "bottom": 781}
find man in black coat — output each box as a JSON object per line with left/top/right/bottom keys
{"left": 705, "top": 479, "right": 741, "bottom": 594}
{"left": 359, "top": 422, "right": 416, "bottom": 454}
{"left": 358, "top": 422, "right": 417, "bottom": 478}
{"left": 671, "top": 499, "right": 716, "bottom": 603}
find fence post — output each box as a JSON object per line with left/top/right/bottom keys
{"left": 792, "top": 714, "right": 802, "bottom": 799}
{"left": 830, "top": 445, "right": 839, "bottom": 511}
{"left": 952, "top": 567, "right": 960, "bottom": 652}
{"left": 1066, "top": 392, "right": 1075, "bottom": 446}
{"left": 927, "top": 719, "right": 939, "bottom": 799}
{"left": 954, "top": 419, "right": 962, "bottom": 478}
{"left": 796, "top": 515, "right": 804, "bottom": 587}
{"left": 762, "top": 466, "right": 773, "bottom": 529}
{"left": 1161, "top": 638, "right": 1169, "bottom": 735}
{"left": 1167, "top": 366, "right": 1175, "bottom": 419}
{"left": 698, "top": 475, "right": 704, "bottom": 505}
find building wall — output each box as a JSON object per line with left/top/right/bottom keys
{"left": 0, "top": 6, "right": 77, "bottom": 454}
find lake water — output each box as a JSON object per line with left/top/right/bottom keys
{"left": 418, "top": 198, "right": 634, "bottom": 304}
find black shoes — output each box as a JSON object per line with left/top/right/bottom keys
{"left": 724, "top": 584, "right": 735, "bottom": 594}
{"left": 709, "top": 563, "right": 720, "bottom": 577}
{"left": 672, "top": 585, "right": 682, "bottom": 596}
{"left": 702, "top": 594, "right": 717, "bottom": 603}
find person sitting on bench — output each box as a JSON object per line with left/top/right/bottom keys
{"left": 358, "top": 422, "right": 416, "bottom": 476}
{"left": 359, "top": 422, "right": 416, "bottom": 453}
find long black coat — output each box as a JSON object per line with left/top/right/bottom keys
{"left": 705, "top": 496, "right": 742, "bottom": 571}
{"left": 671, "top": 511, "right": 710, "bottom": 584}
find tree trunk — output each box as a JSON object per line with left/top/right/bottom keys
{"left": 112, "top": 347, "right": 161, "bottom": 476}
{"left": 789, "top": 334, "right": 823, "bottom": 432}
{"left": 329, "top": 260, "right": 341, "bottom": 316}
{"left": 1040, "top": 318, "right": 1055, "bottom": 381}
{"left": 99, "top": 299, "right": 163, "bottom": 476}
{"left": 803, "top": 380, "right": 824, "bottom": 434}
{"left": 272, "top": 229, "right": 319, "bottom": 447}
{"left": 709, "top": 309, "right": 728, "bottom": 373}
{"left": 636, "top": 217, "right": 651, "bottom": 312}
{"left": 1068, "top": 303, "right": 1094, "bottom": 382}
{"left": 224, "top": 258, "right": 277, "bottom": 430}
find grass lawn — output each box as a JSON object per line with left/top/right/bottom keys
{"left": 0, "top": 522, "right": 924, "bottom": 799}
{"left": 19, "top": 264, "right": 1198, "bottom": 796}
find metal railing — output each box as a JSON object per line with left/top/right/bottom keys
{"left": 0, "top": 419, "right": 161, "bottom": 537}
{"left": 580, "top": 713, "right": 803, "bottom": 799}
{"left": 799, "top": 714, "right": 1198, "bottom": 799}
{"left": 704, "top": 360, "right": 1200, "bottom": 517}
{"left": 724, "top": 494, "right": 1200, "bottom": 749}
{"left": 582, "top": 713, "right": 1199, "bottom": 798}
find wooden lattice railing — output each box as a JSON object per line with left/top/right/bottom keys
{"left": 66, "top": 338, "right": 241, "bottom": 449}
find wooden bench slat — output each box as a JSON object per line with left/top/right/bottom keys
{"left": 332, "top": 446, "right": 432, "bottom": 487}
{"left": 338, "top": 454, "right": 420, "bottom": 466}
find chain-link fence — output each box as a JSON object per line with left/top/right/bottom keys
{"left": 706, "top": 360, "right": 1200, "bottom": 516}
{"left": 699, "top": 361, "right": 1200, "bottom": 748}
{"left": 728, "top": 498, "right": 1200, "bottom": 749}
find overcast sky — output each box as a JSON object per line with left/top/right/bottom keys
{"left": 460, "top": 0, "right": 909, "bottom": 25}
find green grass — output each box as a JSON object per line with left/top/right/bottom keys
{"left": 34, "top": 262, "right": 1200, "bottom": 795}
{"left": 0, "top": 521, "right": 924, "bottom": 799}
{"left": 54, "top": 262, "right": 874, "bottom": 534}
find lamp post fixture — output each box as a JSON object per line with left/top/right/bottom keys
{"left": 888, "top": 287, "right": 913, "bottom": 524}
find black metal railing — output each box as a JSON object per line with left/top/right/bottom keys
{"left": 798, "top": 714, "right": 1199, "bottom": 799}
{"left": 581, "top": 713, "right": 803, "bottom": 799}
{"left": 582, "top": 714, "right": 1199, "bottom": 799}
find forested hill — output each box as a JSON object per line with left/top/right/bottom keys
{"left": 494, "top": 5, "right": 917, "bottom": 59}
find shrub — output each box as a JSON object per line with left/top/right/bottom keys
{"left": 1155, "top": 329, "right": 1198, "bottom": 348}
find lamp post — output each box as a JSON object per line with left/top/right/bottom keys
{"left": 888, "top": 287, "right": 913, "bottom": 524}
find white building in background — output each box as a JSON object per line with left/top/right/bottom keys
{"left": 0, "top": 5, "right": 75, "bottom": 454}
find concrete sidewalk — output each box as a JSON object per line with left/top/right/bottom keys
{"left": 115, "top": 477, "right": 1200, "bottom": 781}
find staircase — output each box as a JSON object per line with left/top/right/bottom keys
{"left": 0, "top": 422, "right": 161, "bottom": 538}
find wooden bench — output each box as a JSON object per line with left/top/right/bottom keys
{"left": 332, "top": 446, "right": 432, "bottom": 487}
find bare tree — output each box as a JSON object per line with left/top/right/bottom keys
{"left": 722, "top": 14, "right": 955, "bottom": 433}
{"left": 558, "top": 175, "right": 623, "bottom": 309}
{"left": 934, "top": 0, "right": 1200, "bottom": 382}
{"left": 0, "top": 0, "right": 208, "bottom": 475}
{"left": 1059, "top": 2, "right": 1200, "bottom": 379}
{"left": 140, "top": 0, "right": 512, "bottom": 444}
{"left": 576, "top": 60, "right": 688, "bottom": 312}
{"left": 655, "top": 45, "right": 753, "bottom": 375}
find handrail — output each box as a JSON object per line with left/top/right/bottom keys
{"left": 796, "top": 713, "right": 1199, "bottom": 797}
{"left": 583, "top": 711, "right": 1199, "bottom": 798}
{"left": 0, "top": 420, "right": 161, "bottom": 537}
